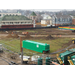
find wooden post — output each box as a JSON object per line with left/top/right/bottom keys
{"left": 21, "top": 48, "right": 23, "bottom": 65}
{"left": 20, "top": 37, "right": 22, "bottom": 52}
{"left": 20, "top": 37, "right": 23, "bottom": 65}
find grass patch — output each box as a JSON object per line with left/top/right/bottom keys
{"left": 0, "top": 38, "right": 72, "bottom": 55}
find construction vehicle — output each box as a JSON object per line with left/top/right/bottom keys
{"left": 72, "top": 38, "right": 75, "bottom": 44}
{"left": 56, "top": 48, "right": 75, "bottom": 65}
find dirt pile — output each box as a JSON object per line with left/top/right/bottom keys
{"left": 24, "top": 34, "right": 32, "bottom": 39}
{"left": 6, "top": 34, "right": 12, "bottom": 38}
{"left": 46, "top": 35, "right": 54, "bottom": 40}
{"left": 12, "top": 34, "right": 19, "bottom": 38}
{"left": 6, "top": 34, "right": 19, "bottom": 38}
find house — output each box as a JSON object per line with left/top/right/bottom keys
{"left": 28, "top": 12, "right": 37, "bottom": 23}
{"left": 41, "top": 14, "right": 52, "bottom": 25}
{"left": 36, "top": 14, "right": 43, "bottom": 22}
{"left": 41, "top": 14, "right": 51, "bottom": 19}
{"left": 52, "top": 13, "right": 72, "bottom": 26}
{"left": 27, "top": 12, "right": 37, "bottom": 27}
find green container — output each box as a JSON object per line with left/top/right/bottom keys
{"left": 46, "top": 56, "right": 50, "bottom": 65}
{"left": 22, "top": 40, "right": 50, "bottom": 53}
{"left": 37, "top": 57, "right": 43, "bottom": 65}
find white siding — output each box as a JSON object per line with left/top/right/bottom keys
{"left": 41, "top": 20, "right": 46, "bottom": 24}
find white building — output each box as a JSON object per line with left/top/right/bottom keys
{"left": 41, "top": 14, "right": 52, "bottom": 25}
{"left": 0, "top": 13, "right": 21, "bottom": 18}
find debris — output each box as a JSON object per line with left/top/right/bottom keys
{"left": 7, "top": 53, "right": 18, "bottom": 60}
{"left": 31, "top": 55, "right": 40, "bottom": 62}
{"left": 5, "top": 31, "right": 8, "bottom": 34}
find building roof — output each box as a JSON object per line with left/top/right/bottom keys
{"left": 53, "top": 13, "right": 72, "bottom": 19}
{"left": 0, "top": 15, "right": 31, "bottom": 21}
{"left": 30, "top": 12, "right": 37, "bottom": 16}
{"left": 56, "top": 14, "right": 72, "bottom": 18}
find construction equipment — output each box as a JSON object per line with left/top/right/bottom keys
{"left": 56, "top": 49, "right": 75, "bottom": 65}
{"left": 72, "top": 38, "right": 75, "bottom": 44}
{"left": 68, "top": 60, "right": 74, "bottom": 65}
{"left": 46, "top": 56, "right": 50, "bottom": 65}
{"left": 56, "top": 54, "right": 63, "bottom": 65}
{"left": 37, "top": 57, "right": 43, "bottom": 65}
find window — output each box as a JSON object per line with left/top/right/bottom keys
{"left": 65, "top": 19, "right": 67, "bottom": 22}
{"left": 58, "top": 18, "right": 60, "bottom": 22}
{"left": 33, "top": 17, "right": 35, "bottom": 19}
{"left": 56, "top": 18, "right": 58, "bottom": 21}
{"left": 3, "top": 22, "right": 5, "bottom": 24}
{"left": 70, "top": 18, "right": 72, "bottom": 21}
{"left": 68, "top": 18, "right": 69, "bottom": 21}
{"left": 63, "top": 18, "right": 64, "bottom": 22}
{"left": 60, "top": 18, "right": 62, "bottom": 21}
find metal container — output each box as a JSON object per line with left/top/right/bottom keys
{"left": 37, "top": 57, "right": 43, "bottom": 65}
{"left": 46, "top": 56, "right": 50, "bottom": 65}
{"left": 22, "top": 40, "right": 50, "bottom": 53}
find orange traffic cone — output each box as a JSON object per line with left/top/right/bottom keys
{"left": 35, "top": 34, "right": 36, "bottom": 37}
{"left": 12, "top": 32, "right": 13, "bottom": 34}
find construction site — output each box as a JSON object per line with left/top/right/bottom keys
{"left": 0, "top": 28, "right": 75, "bottom": 65}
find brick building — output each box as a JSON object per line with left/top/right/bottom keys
{"left": 72, "top": 19, "right": 75, "bottom": 25}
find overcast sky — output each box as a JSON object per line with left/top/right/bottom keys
{"left": 0, "top": 9, "right": 75, "bottom": 12}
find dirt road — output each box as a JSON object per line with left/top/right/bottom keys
{"left": 0, "top": 34, "right": 75, "bottom": 38}
{"left": 51, "top": 35, "right": 75, "bottom": 38}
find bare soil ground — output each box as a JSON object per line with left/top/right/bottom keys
{"left": 0, "top": 28, "right": 75, "bottom": 65}
{"left": 0, "top": 51, "right": 21, "bottom": 65}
